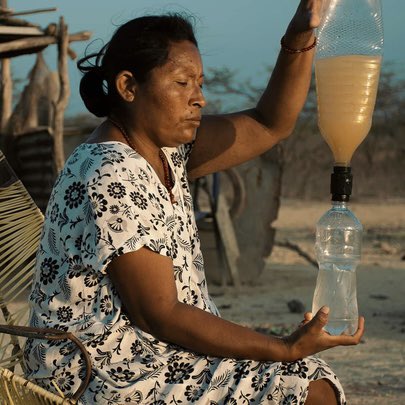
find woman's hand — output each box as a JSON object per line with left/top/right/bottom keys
{"left": 289, "top": 0, "right": 323, "bottom": 34}
{"left": 298, "top": 311, "right": 313, "bottom": 328}
{"left": 284, "top": 306, "right": 365, "bottom": 361}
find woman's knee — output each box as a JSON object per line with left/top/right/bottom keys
{"left": 306, "top": 379, "right": 338, "bottom": 405}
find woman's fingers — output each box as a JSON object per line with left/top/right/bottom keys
{"left": 334, "top": 316, "right": 365, "bottom": 346}
{"left": 308, "top": 0, "right": 323, "bottom": 29}
{"left": 299, "top": 311, "right": 313, "bottom": 328}
{"left": 310, "top": 306, "right": 329, "bottom": 330}
{"left": 293, "top": 0, "right": 323, "bottom": 31}
{"left": 321, "top": 316, "right": 365, "bottom": 348}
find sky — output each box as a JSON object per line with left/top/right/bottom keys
{"left": 10, "top": 0, "right": 405, "bottom": 116}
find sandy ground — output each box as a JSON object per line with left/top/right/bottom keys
{"left": 208, "top": 199, "right": 405, "bottom": 405}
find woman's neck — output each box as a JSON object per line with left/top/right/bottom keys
{"left": 105, "top": 118, "right": 175, "bottom": 203}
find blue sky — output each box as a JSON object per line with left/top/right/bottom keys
{"left": 11, "top": 0, "right": 405, "bottom": 116}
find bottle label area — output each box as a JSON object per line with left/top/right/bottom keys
{"left": 316, "top": 227, "right": 362, "bottom": 261}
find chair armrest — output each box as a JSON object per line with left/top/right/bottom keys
{"left": 0, "top": 324, "right": 92, "bottom": 402}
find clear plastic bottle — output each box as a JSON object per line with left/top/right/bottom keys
{"left": 315, "top": 0, "right": 384, "bottom": 166}
{"left": 312, "top": 200, "right": 362, "bottom": 335}
{"left": 311, "top": 0, "right": 381, "bottom": 336}
{"left": 316, "top": 0, "right": 384, "bottom": 59}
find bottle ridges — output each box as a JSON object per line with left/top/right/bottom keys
{"left": 315, "top": 54, "right": 382, "bottom": 165}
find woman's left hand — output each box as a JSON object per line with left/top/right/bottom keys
{"left": 299, "top": 311, "right": 313, "bottom": 328}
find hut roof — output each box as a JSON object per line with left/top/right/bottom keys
{"left": 0, "top": 7, "right": 89, "bottom": 59}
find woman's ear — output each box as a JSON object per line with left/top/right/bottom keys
{"left": 115, "top": 70, "right": 137, "bottom": 102}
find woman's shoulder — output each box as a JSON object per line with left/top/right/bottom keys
{"left": 64, "top": 142, "right": 149, "bottom": 182}
{"left": 60, "top": 141, "right": 193, "bottom": 190}
{"left": 66, "top": 141, "right": 133, "bottom": 167}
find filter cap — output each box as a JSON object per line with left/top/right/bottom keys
{"left": 330, "top": 166, "right": 352, "bottom": 201}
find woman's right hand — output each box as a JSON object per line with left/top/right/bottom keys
{"left": 284, "top": 306, "right": 365, "bottom": 361}
{"left": 288, "top": 0, "right": 323, "bottom": 35}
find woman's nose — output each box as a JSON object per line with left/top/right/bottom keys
{"left": 191, "top": 86, "right": 206, "bottom": 109}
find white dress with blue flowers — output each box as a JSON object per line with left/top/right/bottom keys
{"left": 24, "top": 141, "right": 346, "bottom": 404}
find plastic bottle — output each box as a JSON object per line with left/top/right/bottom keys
{"left": 311, "top": 0, "right": 382, "bottom": 336}
{"left": 315, "top": 0, "right": 384, "bottom": 166}
{"left": 312, "top": 167, "right": 363, "bottom": 335}
{"left": 316, "top": 0, "right": 384, "bottom": 59}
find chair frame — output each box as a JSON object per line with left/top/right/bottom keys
{"left": 0, "top": 325, "right": 91, "bottom": 402}
{"left": 0, "top": 150, "right": 92, "bottom": 403}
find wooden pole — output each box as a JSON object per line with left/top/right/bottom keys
{"left": 53, "top": 16, "right": 69, "bottom": 173}
{"left": 0, "top": 6, "right": 12, "bottom": 14}
{"left": 0, "top": 0, "right": 12, "bottom": 132}
{"left": 7, "top": 7, "right": 57, "bottom": 17}
{"left": 0, "top": 31, "right": 92, "bottom": 56}
{"left": 0, "top": 59, "right": 12, "bottom": 132}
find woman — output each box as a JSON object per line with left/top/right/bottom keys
{"left": 25, "top": 1, "right": 364, "bottom": 404}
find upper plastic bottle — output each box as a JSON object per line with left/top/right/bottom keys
{"left": 315, "top": 0, "right": 384, "bottom": 166}
{"left": 317, "top": 0, "right": 384, "bottom": 58}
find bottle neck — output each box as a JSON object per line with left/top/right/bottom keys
{"left": 331, "top": 200, "right": 348, "bottom": 210}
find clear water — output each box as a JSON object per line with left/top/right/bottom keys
{"left": 312, "top": 262, "right": 358, "bottom": 336}
{"left": 324, "top": 318, "right": 358, "bottom": 336}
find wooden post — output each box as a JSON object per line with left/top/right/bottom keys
{"left": 0, "top": 59, "right": 12, "bottom": 132}
{"left": 7, "top": 7, "right": 57, "bottom": 17}
{"left": 0, "top": 31, "right": 92, "bottom": 56}
{"left": 53, "top": 16, "right": 69, "bottom": 173}
{"left": 215, "top": 191, "right": 241, "bottom": 288}
{"left": 0, "top": 0, "right": 12, "bottom": 132}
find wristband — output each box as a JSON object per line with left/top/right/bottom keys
{"left": 280, "top": 35, "right": 317, "bottom": 54}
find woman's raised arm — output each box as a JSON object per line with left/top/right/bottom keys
{"left": 187, "top": 0, "right": 322, "bottom": 179}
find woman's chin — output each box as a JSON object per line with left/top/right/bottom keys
{"left": 168, "top": 130, "right": 197, "bottom": 147}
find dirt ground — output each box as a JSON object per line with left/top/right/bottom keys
{"left": 209, "top": 199, "right": 405, "bottom": 405}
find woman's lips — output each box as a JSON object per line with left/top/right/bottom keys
{"left": 184, "top": 118, "right": 201, "bottom": 126}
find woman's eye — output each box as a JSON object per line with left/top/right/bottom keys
{"left": 176, "top": 81, "right": 187, "bottom": 87}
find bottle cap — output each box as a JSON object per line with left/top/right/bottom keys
{"left": 330, "top": 166, "right": 352, "bottom": 202}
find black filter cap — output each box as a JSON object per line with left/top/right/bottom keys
{"left": 330, "top": 166, "right": 352, "bottom": 202}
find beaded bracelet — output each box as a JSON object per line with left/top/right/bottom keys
{"left": 280, "top": 35, "right": 317, "bottom": 54}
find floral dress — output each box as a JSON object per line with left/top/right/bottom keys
{"left": 24, "top": 141, "right": 346, "bottom": 404}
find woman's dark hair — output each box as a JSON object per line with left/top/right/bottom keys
{"left": 77, "top": 14, "right": 198, "bottom": 117}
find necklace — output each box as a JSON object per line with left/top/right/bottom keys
{"left": 108, "top": 118, "right": 175, "bottom": 204}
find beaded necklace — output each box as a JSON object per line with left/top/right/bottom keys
{"left": 108, "top": 118, "right": 175, "bottom": 204}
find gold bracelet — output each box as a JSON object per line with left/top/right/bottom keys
{"left": 280, "top": 35, "right": 317, "bottom": 54}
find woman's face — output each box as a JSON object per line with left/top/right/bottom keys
{"left": 133, "top": 40, "right": 206, "bottom": 148}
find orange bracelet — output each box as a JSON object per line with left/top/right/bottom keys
{"left": 280, "top": 35, "right": 317, "bottom": 54}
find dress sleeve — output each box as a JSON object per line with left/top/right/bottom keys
{"left": 82, "top": 155, "right": 173, "bottom": 274}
